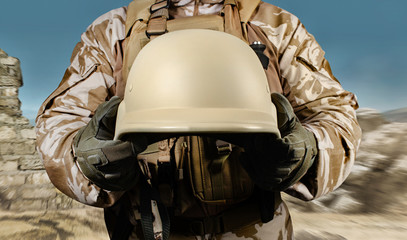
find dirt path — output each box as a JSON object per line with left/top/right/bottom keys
{"left": 290, "top": 210, "right": 407, "bottom": 240}
{"left": 0, "top": 209, "right": 406, "bottom": 239}
{"left": 0, "top": 209, "right": 108, "bottom": 240}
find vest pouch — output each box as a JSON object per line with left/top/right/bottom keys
{"left": 137, "top": 140, "right": 177, "bottom": 208}
{"left": 185, "top": 136, "right": 254, "bottom": 205}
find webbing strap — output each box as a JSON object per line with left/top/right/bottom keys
{"left": 146, "top": 0, "right": 170, "bottom": 39}
{"left": 223, "top": 0, "right": 245, "bottom": 41}
{"left": 140, "top": 176, "right": 171, "bottom": 240}
{"left": 125, "top": 0, "right": 155, "bottom": 36}
{"left": 211, "top": 140, "right": 232, "bottom": 200}
{"left": 236, "top": 0, "right": 261, "bottom": 23}
{"left": 145, "top": 0, "right": 250, "bottom": 40}
{"left": 150, "top": 0, "right": 170, "bottom": 12}
{"left": 151, "top": 8, "right": 170, "bottom": 19}
{"left": 146, "top": 17, "right": 167, "bottom": 38}
{"left": 209, "top": 154, "right": 229, "bottom": 200}
{"left": 138, "top": 140, "right": 175, "bottom": 240}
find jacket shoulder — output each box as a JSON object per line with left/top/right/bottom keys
{"left": 250, "top": 2, "right": 304, "bottom": 52}
{"left": 87, "top": 7, "right": 127, "bottom": 31}
{"left": 80, "top": 7, "right": 127, "bottom": 64}
{"left": 84, "top": 7, "right": 127, "bottom": 43}
{"left": 254, "top": 2, "right": 301, "bottom": 31}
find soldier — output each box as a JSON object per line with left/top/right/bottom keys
{"left": 36, "top": 0, "right": 361, "bottom": 239}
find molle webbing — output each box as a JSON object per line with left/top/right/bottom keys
{"left": 146, "top": 0, "right": 170, "bottom": 39}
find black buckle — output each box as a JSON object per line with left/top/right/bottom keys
{"left": 150, "top": 0, "right": 170, "bottom": 13}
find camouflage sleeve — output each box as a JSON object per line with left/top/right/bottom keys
{"left": 252, "top": 3, "right": 362, "bottom": 200}
{"left": 35, "top": 8, "right": 127, "bottom": 207}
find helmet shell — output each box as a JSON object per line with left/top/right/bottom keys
{"left": 115, "top": 29, "right": 280, "bottom": 139}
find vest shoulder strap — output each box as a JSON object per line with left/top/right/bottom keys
{"left": 125, "top": 0, "right": 155, "bottom": 37}
{"left": 125, "top": 0, "right": 261, "bottom": 35}
{"left": 236, "top": 0, "right": 261, "bottom": 23}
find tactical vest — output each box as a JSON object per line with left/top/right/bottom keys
{"left": 118, "top": 0, "right": 283, "bottom": 238}
{"left": 118, "top": 0, "right": 283, "bottom": 98}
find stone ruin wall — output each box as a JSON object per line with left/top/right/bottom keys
{"left": 0, "top": 49, "right": 84, "bottom": 211}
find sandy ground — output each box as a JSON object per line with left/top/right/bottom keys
{"left": 0, "top": 209, "right": 406, "bottom": 239}
{"left": 290, "top": 210, "right": 407, "bottom": 240}
{"left": 0, "top": 208, "right": 108, "bottom": 240}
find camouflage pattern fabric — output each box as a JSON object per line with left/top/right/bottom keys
{"left": 36, "top": 0, "right": 362, "bottom": 239}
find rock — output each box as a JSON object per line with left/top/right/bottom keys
{"left": 0, "top": 160, "right": 18, "bottom": 172}
{"left": 0, "top": 56, "right": 19, "bottom": 66}
{"left": 9, "top": 199, "right": 45, "bottom": 211}
{"left": 0, "top": 49, "right": 7, "bottom": 58}
{"left": 0, "top": 209, "right": 108, "bottom": 240}
{"left": 21, "top": 186, "right": 57, "bottom": 199}
{"left": 356, "top": 108, "right": 388, "bottom": 134}
{"left": 0, "top": 87, "right": 18, "bottom": 97}
{"left": 0, "top": 50, "right": 55, "bottom": 213}
{"left": 20, "top": 128, "right": 36, "bottom": 139}
{"left": 314, "top": 189, "right": 362, "bottom": 213}
{"left": 0, "top": 98, "right": 20, "bottom": 111}
{"left": 285, "top": 109, "right": 407, "bottom": 215}
{"left": 0, "top": 174, "right": 26, "bottom": 186}
{"left": 15, "top": 116, "right": 30, "bottom": 125}
{"left": 25, "top": 172, "right": 50, "bottom": 185}
{"left": 0, "top": 113, "right": 14, "bottom": 124}
{"left": 0, "top": 49, "right": 23, "bottom": 117}
{"left": 19, "top": 155, "right": 44, "bottom": 170}
{"left": 0, "top": 126, "right": 16, "bottom": 140}
{"left": 384, "top": 107, "right": 407, "bottom": 122}
{"left": 295, "top": 230, "right": 347, "bottom": 240}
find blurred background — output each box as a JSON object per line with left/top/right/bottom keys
{"left": 0, "top": 0, "right": 406, "bottom": 239}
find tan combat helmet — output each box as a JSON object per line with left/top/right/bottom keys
{"left": 114, "top": 29, "right": 280, "bottom": 139}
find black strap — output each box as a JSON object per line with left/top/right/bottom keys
{"left": 110, "top": 195, "right": 135, "bottom": 240}
{"left": 255, "top": 186, "right": 281, "bottom": 223}
{"left": 140, "top": 176, "right": 171, "bottom": 240}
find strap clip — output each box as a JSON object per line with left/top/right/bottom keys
{"left": 215, "top": 140, "right": 233, "bottom": 155}
{"left": 150, "top": 0, "right": 170, "bottom": 13}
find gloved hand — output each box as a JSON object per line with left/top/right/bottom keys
{"left": 73, "top": 96, "right": 148, "bottom": 191}
{"left": 239, "top": 93, "right": 318, "bottom": 191}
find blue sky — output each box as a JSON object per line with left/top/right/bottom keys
{"left": 1, "top": 0, "right": 406, "bottom": 123}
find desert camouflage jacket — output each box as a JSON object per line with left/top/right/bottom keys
{"left": 36, "top": 0, "right": 361, "bottom": 238}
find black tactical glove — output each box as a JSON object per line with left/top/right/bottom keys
{"left": 239, "top": 93, "right": 318, "bottom": 191}
{"left": 73, "top": 96, "right": 148, "bottom": 191}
